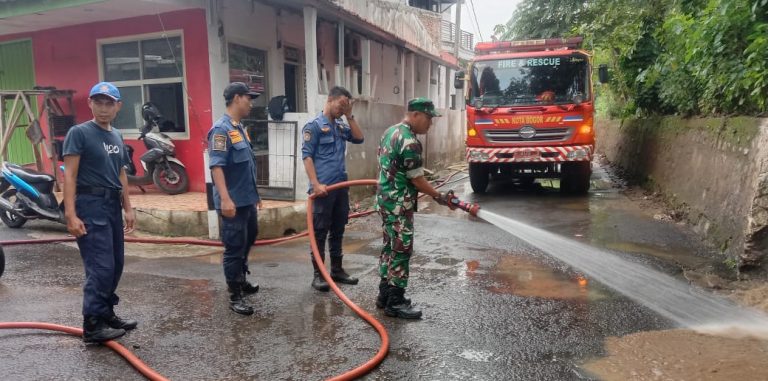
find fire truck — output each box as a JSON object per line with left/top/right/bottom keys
{"left": 455, "top": 37, "right": 604, "bottom": 194}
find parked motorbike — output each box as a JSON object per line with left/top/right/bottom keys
{"left": 125, "top": 102, "right": 189, "bottom": 195}
{"left": 0, "top": 162, "right": 65, "bottom": 229}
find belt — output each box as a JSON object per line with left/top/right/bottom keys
{"left": 77, "top": 186, "right": 122, "bottom": 199}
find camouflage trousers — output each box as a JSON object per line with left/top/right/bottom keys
{"left": 378, "top": 210, "right": 414, "bottom": 288}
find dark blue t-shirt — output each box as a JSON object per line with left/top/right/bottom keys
{"left": 63, "top": 121, "right": 128, "bottom": 190}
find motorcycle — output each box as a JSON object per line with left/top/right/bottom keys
{"left": 0, "top": 162, "right": 65, "bottom": 229}
{"left": 125, "top": 102, "right": 189, "bottom": 195}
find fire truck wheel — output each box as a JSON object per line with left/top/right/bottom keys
{"left": 560, "top": 162, "right": 591, "bottom": 194}
{"left": 469, "top": 163, "right": 490, "bottom": 193}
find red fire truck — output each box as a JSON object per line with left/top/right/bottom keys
{"left": 455, "top": 37, "right": 602, "bottom": 194}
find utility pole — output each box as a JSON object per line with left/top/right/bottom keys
{"left": 454, "top": 0, "right": 462, "bottom": 58}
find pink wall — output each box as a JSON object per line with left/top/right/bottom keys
{"left": 0, "top": 8, "right": 212, "bottom": 192}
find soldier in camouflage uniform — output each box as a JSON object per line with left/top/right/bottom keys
{"left": 375, "top": 98, "right": 465, "bottom": 319}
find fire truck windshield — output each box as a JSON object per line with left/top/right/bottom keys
{"left": 469, "top": 53, "right": 590, "bottom": 107}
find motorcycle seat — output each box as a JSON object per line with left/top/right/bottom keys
{"left": 7, "top": 164, "right": 54, "bottom": 184}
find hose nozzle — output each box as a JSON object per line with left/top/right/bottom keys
{"left": 450, "top": 198, "right": 480, "bottom": 217}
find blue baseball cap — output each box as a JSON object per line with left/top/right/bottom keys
{"left": 89, "top": 82, "right": 121, "bottom": 101}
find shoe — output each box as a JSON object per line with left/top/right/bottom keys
{"left": 227, "top": 282, "right": 254, "bottom": 315}
{"left": 311, "top": 271, "right": 330, "bottom": 292}
{"left": 106, "top": 315, "right": 138, "bottom": 331}
{"left": 83, "top": 316, "right": 126, "bottom": 343}
{"left": 384, "top": 286, "right": 422, "bottom": 319}
{"left": 241, "top": 281, "right": 260, "bottom": 295}
{"left": 330, "top": 256, "right": 358, "bottom": 285}
{"left": 376, "top": 279, "right": 411, "bottom": 309}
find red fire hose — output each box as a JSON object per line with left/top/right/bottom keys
{"left": 0, "top": 173, "right": 464, "bottom": 380}
{"left": 306, "top": 179, "right": 388, "bottom": 381}
{"left": 0, "top": 322, "right": 170, "bottom": 381}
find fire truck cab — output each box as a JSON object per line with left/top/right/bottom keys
{"left": 455, "top": 37, "right": 597, "bottom": 194}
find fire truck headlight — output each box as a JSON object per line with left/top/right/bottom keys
{"left": 469, "top": 150, "right": 489, "bottom": 161}
{"left": 578, "top": 124, "right": 592, "bottom": 135}
{"left": 567, "top": 149, "right": 588, "bottom": 159}
{"left": 468, "top": 128, "right": 478, "bottom": 137}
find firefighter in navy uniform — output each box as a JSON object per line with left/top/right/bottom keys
{"left": 63, "top": 82, "right": 137, "bottom": 343}
{"left": 208, "top": 82, "right": 263, "bottom": 315}
{"left": 302, "top": 86, "right": 364, "bottom": 291}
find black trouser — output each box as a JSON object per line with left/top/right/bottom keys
{"left": 75, "top": 191, "right": 124, "bottom": 318}
{"left": 311, "top": 188, "right": 349, "bottom": 263}
{"left": 219, "top": 205, "right": 258, "bottom": 284}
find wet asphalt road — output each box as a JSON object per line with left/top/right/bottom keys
{"left": 0, "top": 165, "right": 712, "bottom": 380}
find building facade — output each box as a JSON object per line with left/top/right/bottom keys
{"left": 0, "top": 0, "right": 471, "bottom": 200}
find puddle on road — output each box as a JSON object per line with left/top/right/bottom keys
{"left": 582, "top": 329, "right": 768, "bottom": 381}
{"left": 487, "top": 255, "right": 606, "bottom": 301}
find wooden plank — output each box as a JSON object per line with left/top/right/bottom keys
{"left": 0, "top": 93, "right": 23, "bottom": 159}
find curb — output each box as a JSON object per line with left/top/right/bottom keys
{"left": 134, "top": 203, "right": 308, "bottom": 239}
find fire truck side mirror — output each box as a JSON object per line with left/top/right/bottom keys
{"left": 598, "top": 64, "right": 610, "bottom": 84}
{"left": 454, "top": 71, "right": 465, "bottom": 89}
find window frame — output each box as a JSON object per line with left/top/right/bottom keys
{"left": 97, "top": 31, "right": 189, "bottom": 140}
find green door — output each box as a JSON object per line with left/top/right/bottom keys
{"left": 0, "top": 39, "right": 36, "bottom": 165}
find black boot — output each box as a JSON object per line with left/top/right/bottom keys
{"left": 376, "top": 279, "right": 411, "bottom": 309}
{"left": 106, "top": 314, "right": 138, "bottom": 331}
{"left": 83, "top": 316, "right": 126, "bottom": 343}
{"left": 241, "top": 268, "right": 259, "bottom": 295}
{"left": 227, "top": 282, "right": 254, "bottom": 315}
{"left": 330, "top": 256, "right": 358, "bottom": 285}
{"left": 311, "top": 259, "right": 330, "bottom": 292}
{"left": 312, "top": 271, "right": 330, "bottom": 292}
{"left": 241, "top": 281, "right": 260, "bottom": 295}
{"left": 384, "top": 286, "right": 422, "bottom": 319}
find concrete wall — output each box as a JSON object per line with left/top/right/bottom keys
{"left": 596, "top": 117, "right": 768, "bottom": 269}
{"left": 425, "top": 108, "right": 466, "bottom": 168}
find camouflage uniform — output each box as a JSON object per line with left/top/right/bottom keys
{"left": 376, "top": 122, "right": 424, "bottom": 288}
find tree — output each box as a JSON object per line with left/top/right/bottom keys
{"left": 499, "top": 0, "right": 589, "bottom": 40}
{"left": 494, "top": 0, "right": 768, "bottom": 116}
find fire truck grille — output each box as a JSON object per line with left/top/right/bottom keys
{"left": 484, "top": 127, "right": 571, "bottom": 143}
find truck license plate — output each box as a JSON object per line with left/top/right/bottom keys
{"left": 515, "top": 150, "right": 540, "bottom": 159}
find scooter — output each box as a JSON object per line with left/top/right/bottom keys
{"left": 125, "top": 102, "right": 189, "bottom": 195}
{"left": 0, "top": 162, "right": 65, "bottom": 229}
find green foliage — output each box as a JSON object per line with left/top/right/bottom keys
{"left": 499, "top": 0, "right": 768, "bottom": 116}
{"left": 499, "top": 0, "right": 589, "bottom": 40}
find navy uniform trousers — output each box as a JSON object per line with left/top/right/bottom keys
{"left": 75, "top": 192, "right": 124, "bottom": 318}
{"left": 311, "top": 188, "right": 350, "bottom": 261}
{"left": 220, "top": 205, "right": 258, "bottom": 283}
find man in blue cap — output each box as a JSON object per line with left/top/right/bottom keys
{"left": 63, "top": 81, "right": 137, "bottom": 342}
{"left": 208, "top": 82, "right": 262, "bottom": 315}
{"left": 302, "top": 86, "right": 364, "bottom": 291}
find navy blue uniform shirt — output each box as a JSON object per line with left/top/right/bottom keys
{"left": 208, "top": 114, "right": 260, "bottom": 209}
{"left": 62, "top": 120, "right": 128, "bottom": 189}
{"left": 301, "top": 113, "right": 364, "bottom": 193}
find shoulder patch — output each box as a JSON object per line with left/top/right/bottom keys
{"left": 303, "top": 131, "right": 312, "bottom": 142}
{"left": 228, "top": 130, "right": 244, "bottom": 144}
{"left": 213, "top": 134, "right": 227, "bottom": 151}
